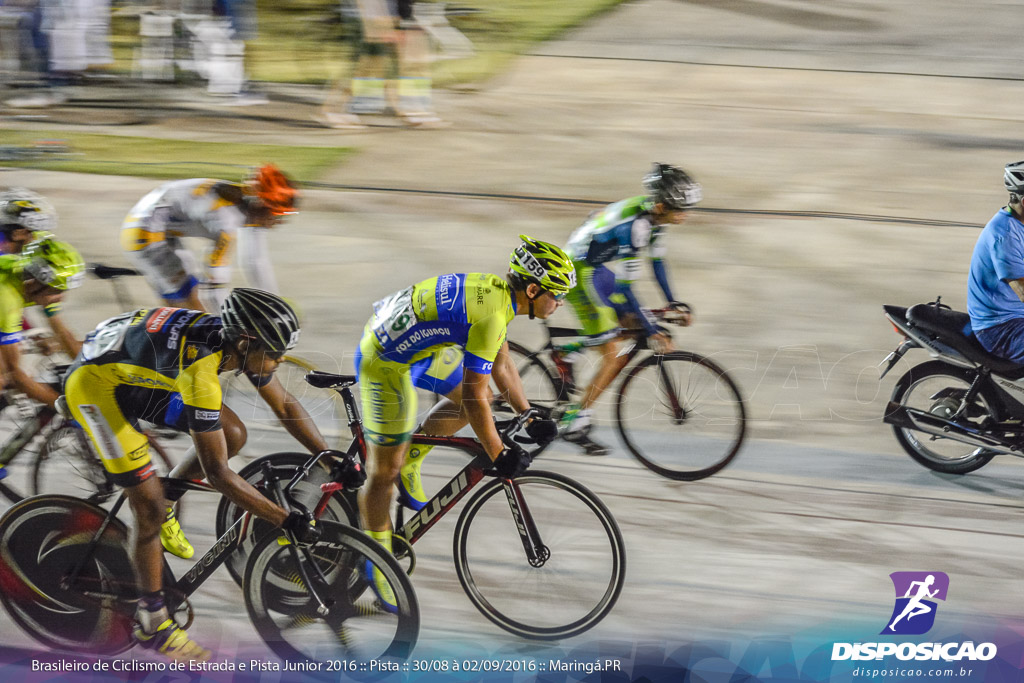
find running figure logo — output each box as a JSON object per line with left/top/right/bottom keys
{"left": 881, "top": 571, "right": 949, "bottom": 635}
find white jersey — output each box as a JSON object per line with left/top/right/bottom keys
{"left": 121, "top": 178, "right": 278, "bottom": 298}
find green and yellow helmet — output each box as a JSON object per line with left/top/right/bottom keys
{"left": 508, "top": 234, "right": 576, "bottom": 295}
{"left": 20, "top": 237, "right": 85, "bottom": 290}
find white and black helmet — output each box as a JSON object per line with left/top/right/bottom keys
{"left": 1005, "top": 161, "right": 1024, "bottom": 194}
{"left": 220, "top": 288, "right": 300, "bottom": 354}
{"left": 643, "top": 163, "right": 703, "bottom": 210}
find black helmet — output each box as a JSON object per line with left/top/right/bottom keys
{"left": 220, "top": 288, "right": 300, "bottom": 354}
{"left": 642, "top": 163, "right": 703, "bottom": 210}
{"left": 1005, "top": 161, "right": 1024, "bottom": 194}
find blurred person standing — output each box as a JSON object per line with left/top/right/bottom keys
{"left": 212, "top": 0, "right": 266, "bottom": 104}
{"left": 316, "top": 0, "right": 444, "bottom": 129}
{"left": 120, "top": 165, "right": 298, "bottom": 312}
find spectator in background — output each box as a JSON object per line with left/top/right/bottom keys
{"left": 212, "top": 0, "right": 267, "bottom": 105}
{"left": 315, "top": 0, "right": 444, "bottom": 129}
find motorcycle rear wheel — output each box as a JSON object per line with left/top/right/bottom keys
{"left": 889, "top": 361, "right": 999, "bottom": 474}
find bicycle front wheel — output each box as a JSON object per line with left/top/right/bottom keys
{"left": 616, "top": 351, "right": 746, "bottom": 481}
{"left": 0, "top": 495, "right": 135, "bottom": 654}
{"left": 453, "top": 471, "right": 625, "bottom": 640}
{"left": 221, "top": 355, "right": 347, "bottom": 448}
{"left": 31, "top": 422, "right": 115, "bottom": 501}
{"left": 245, "top": 520, "right": 419, "bottom": 662}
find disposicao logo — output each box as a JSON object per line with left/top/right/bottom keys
{"left": 882, "top": 571, "right": 948, "bottom": 635}
{"left": 831, "top": 572, "right": 997, "bottom": 662}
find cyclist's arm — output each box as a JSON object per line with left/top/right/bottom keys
{"left": 0, "top": 342, "right": 59, "bottom": 407}
{"left": 490, "top": 342, "right": 530, "bottom": 414}
{"left": 462, "top": 366, "right": 504, "bottom": 459}
{"left": 256, "top": 373, "right": 329, "bottom": 453}
{"left": 192, "top": 428, "right": 288, "bottom": 525}
{"left": 43, "top": 310, "right": 81, "bottom": 357}
{"left": 236, "top": 226, "right": 279, "bottom": 293}
{"left": 648, "top": 231, "right": 675, "bottom": 303}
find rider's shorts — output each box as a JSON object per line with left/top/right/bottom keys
{"left": 64, "top": 364, "right": 189, "bottom": 487}
{"left": 566, "top": 261, "right": 621, "bottom": 345}
{"left": 355, "top": 328, "right": 464, "bottom": 446}
{"left": 121, "top": 225, "right": 198, "bottom": 301}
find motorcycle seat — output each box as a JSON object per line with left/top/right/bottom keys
{"left": 907, "top": 303, "right": 1024, "bottom": 379}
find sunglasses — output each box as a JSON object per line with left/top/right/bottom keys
{"left": 543, "top": 288, "right": 567, "bottom": 302}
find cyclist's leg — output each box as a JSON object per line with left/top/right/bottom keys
{"left": 65, "top": 365, "right": 209, "bottom": 658}
{"left": 574, "top": 263, "right": 629, "bottom": 407}
{"left": 395, "top": 348, "right": 468, "bottom": 510}
{"left": 122, "top": 230, "right": 203, "bottom": 310}
{"left": 355, "top": 335, "right": 416, "bottom": 611}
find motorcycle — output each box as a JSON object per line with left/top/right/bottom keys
{"left": 880, "top": 298, "right": 1024, "bottom": 474}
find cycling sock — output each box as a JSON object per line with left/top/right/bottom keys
{"left": 137, "top": 592, "right": 169, "bottom": 634}
{"left": 399, "top": 444, "right": 433, "bottom": 509}
{"left": 367, "top": 529, "right": 392, "bottom": 554}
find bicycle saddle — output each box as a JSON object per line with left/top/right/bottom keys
{"left": 88, "top": 263, "right": 141, "bottom": 280}
{"left": 304, "top": 371, "right": 357, "bottom": 389}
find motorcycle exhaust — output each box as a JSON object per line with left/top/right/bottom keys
{"left": 883, "top": 402, "right": 1022, "bottom": 455}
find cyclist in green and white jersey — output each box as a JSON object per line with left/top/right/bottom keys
{"left": 560, "top": 163, "right": 702, "bottom": 455}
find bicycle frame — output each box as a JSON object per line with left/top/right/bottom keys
{"left": 315, "top": 379, "right": 553, "bottom": 566}
{"left": 63, "top": 455, "right": 338, "bottom": 613}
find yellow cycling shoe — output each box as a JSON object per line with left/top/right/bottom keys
{"left": 397, "top": 445, "right": 433, "bottom": 511}
{"left": 133, "top": 619, "right": 211, "bottom": 663}
{"left": 160, "top": 507, "right": 194, "bottom": 560}
{"left": 365, "top": 530, "right": 398, "bottom": 613}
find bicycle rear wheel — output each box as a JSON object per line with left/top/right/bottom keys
{"left": 31, "top": 423, "right": 115, "bottom": 501}
{"left": 453, "top": 471, "right": 625, "bottom": 640}
{"left": 215, "top": 452, "right": 358, "bottom": 587}
{"left": 245, "top": 520, "right": 419, "bottom": 661}
{"left": 616, "top": 351, "right": 746, "bottom": 480}
{"left": 0, "top": 495, "right": 135, "bottom": 654}
{"left": 491, "top": 341, "right": 563, "bottom": 419}
{"left": 220, "top": 355, "right": 347, "bottom": 449}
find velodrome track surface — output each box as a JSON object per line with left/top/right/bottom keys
{"left": 2, "top": 0, "right": 1023, "bottom": 664}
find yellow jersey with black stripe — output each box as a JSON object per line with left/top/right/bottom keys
{"left": 67, "top": 307, "right": 227, "bottom": 432}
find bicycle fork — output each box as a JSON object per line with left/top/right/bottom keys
{"left": 501, "top": 480, "right": 550, "bottom": 567}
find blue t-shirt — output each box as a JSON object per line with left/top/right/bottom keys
{"left": 968, "top": 208, "right": 1024, "bottom": 331}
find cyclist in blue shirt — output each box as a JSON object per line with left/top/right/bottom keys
{"left": 968, "top": 161, "right": 1024, "bottom": 361}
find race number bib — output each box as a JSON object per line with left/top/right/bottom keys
{"left": 371, "top": 287, "right": 416, "bottom": 347}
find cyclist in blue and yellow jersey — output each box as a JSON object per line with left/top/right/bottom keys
{"left": 560, "top": 163, "right": 702, "bottom": 455}
{"left": 0, "top": 237, "right": 84, "bottom": 485}
{"left": 62, "top": 288, "right": 363, "bottom": 663}
{"left": 120, "top": 164, "right": 298, "bottom": 312}
{"left": 356, "top": 235, "right": 572, "bottom": 610}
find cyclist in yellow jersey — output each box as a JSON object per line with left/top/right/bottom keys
{"left": 63, "top": 288, "right": 363, "bottom": 663}
{"left": 355, "top": 235, "right": 574, "bottom": 610}
{"left": 0, "top": 237, "right": 84, "bottom": 485}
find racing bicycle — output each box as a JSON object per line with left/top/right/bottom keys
{"left": 0, "top": 450, "right": 419, "bottom": 661}
{"left": 499, "top": 308, "right": 747, "bottom": 481}
{"left": 215, "top": 371, "right": 626, "bottom": 641}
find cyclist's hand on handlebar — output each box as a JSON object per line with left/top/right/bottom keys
{"left": 493, "top": 443, "right": 531, "bottom": 479}
{"left": 666, "top": 301, "right": 693, "bottom": 327}
{"left": 649, "top": 332, "right": 675, "bottom": 355}
{"left": 325, "top": 450, "right": 366, "bottom": 489}
{"left": 281, "top": 511, "right": 322, "bottom": 546}
{"left": 525, "top": 416, "right": 558, "bottom": 445}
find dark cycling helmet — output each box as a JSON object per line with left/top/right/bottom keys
{"left": 250, "top": 164, "right": 298, "bottom": 216}
{"left": 220, "top": 288, "right": 301, "bottom": 354}
{"left": 643, "top": 163, "right": 703, "bottom": 210}
{"left": 1005, "top": 161, "right": 1024, "bottom": 194}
